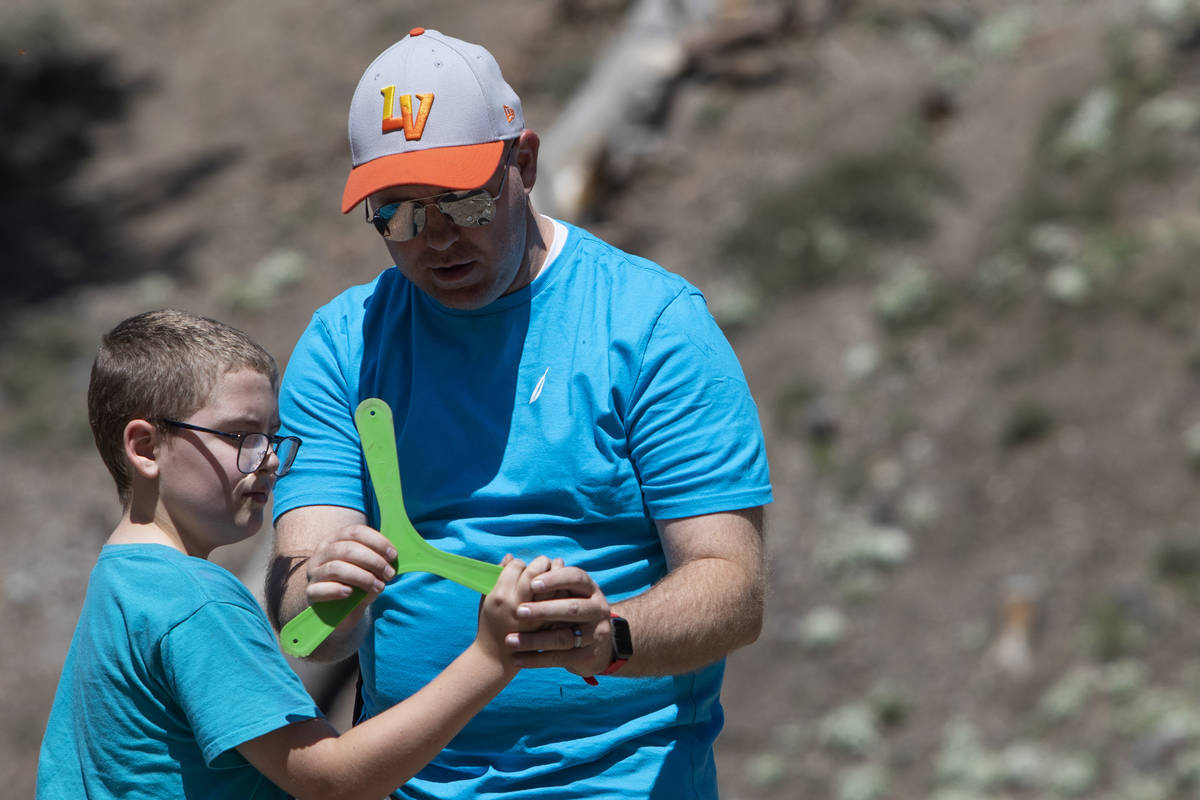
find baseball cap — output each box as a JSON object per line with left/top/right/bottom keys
{"left": 342, "top": 27, "right": 525, "bottom": 213}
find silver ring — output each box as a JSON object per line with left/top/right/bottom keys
{"left": 572, "top": 628, "right": 583, "bottom": 649}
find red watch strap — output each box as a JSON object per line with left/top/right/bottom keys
{"left": 599, "top": 657, "right": 628, "bottom": 676}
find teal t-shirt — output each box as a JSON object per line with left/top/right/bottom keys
{"left": 36, "top": 544, "right": 322, "bottom": 799}
{"left": 274, "top": 221, "right": 772, "bottom": 799}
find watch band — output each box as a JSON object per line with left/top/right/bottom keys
{"left": 599, "top": 656, "right": 628, "bottom": 675}
{"left": 583, "top": 613, "right": 631, "bottom": 686}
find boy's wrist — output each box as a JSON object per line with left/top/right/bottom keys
{"left": 465, "top": 639, "right": 519, "bottom": 681}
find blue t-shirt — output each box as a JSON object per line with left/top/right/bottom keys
{"left": 274, "top": 221, "right": 772, "bottom": 799}
{"left": 37, "top": 544, "right": 322, "bottom": 800}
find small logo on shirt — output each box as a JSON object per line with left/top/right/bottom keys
{"left": 529, "top": 367, "right": 550, "bottom": 404}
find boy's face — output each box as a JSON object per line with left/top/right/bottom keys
{"left": 155, "top": 368, "right": 280, "bottom": 558}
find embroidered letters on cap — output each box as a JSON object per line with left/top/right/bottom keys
{"left": 380, "top": 86, "right": 433, "bottom": 140}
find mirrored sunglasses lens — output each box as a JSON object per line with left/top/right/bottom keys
{"left": 371, "top": 206, "right": 393, "bottom": 235}
{"left": 441, "top": 193, "right": 495, "bottom": 227}
{"left": 238, "top": 433, "right": 270, "bottom": 474}
{"left": 381, "top": 202, "right": 423, "bottom": 242}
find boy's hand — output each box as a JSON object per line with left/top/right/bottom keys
{"left": 304, "top": 523, "right": 398, "bottom": 605}
{"left": 476, "top": 555, "right": 553, "bottom": 669}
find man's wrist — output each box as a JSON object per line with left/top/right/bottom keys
{"left": 583, "top": 613, "right": 632, "bottom": 685}
{"left": 607, "top": 613, "right": 632, "bottom": 668}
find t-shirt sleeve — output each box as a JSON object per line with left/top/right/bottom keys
{"left": 626, "top": 289, "right": 773, "bottom": 519}
{"left": 274, "top": 312, "right": 367, "bottom": 520}
{"left": 159, "top": 600, "right": 324, "bottom": 768}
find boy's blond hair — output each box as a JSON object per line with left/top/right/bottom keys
{"left": 87, "top": 309, "right": 279, "bottom": 505}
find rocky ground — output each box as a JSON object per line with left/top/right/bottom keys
{"left": 8, "top": 1, "right": 1200, "bottom": 798}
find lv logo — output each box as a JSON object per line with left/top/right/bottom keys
{"left": 380, "top": 87, "right": 433, "bottom": 139}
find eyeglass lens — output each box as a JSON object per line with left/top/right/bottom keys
{"left": 237, "top": 433, "right": 300, "bottom": 476}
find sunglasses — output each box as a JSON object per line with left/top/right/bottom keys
{"left": 160, "top": 419, "right": 302, "bottom": 477}
{"left": 366, "top": 144, "right": 515, "bottom": 242}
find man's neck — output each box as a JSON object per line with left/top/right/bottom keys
{"left": 524, "top": 211, "right": 555, "bottom": 285}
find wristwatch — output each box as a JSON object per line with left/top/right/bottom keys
{"left": 602, "top": 614, "right": 633, "bottom": 674}
{"left": 583, "top": 613, "right": 632, "bottom": 685}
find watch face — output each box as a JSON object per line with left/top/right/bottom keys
{"left": 611, "top": 615, "right": 633, "bottom": 659}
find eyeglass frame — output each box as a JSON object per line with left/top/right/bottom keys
{"left": 158, "top": 418, "right": 302, "bottom": 477}
{"left": 365, "top": 141, "right": 517, "bottom": 241}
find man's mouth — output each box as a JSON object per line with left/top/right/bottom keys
{"left": 431, "top": 261, "right": 474, "bottom": 283}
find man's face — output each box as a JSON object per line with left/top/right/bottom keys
{"left": 368, "top": 142, "right": 532, "bottom": 310}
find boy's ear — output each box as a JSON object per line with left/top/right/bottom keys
{"left": 123, "top": 419, "right": 161, "bottom": 481}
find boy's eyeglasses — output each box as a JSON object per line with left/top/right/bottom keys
{"left": 159, "top": 419, "right": 302, "bottom": 477}
{"left": 366, "top": 144, "right": 514, "bottom": 242}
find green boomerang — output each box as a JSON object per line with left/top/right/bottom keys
{"left": 278, "top": 398, "right": 503, "bottom": 658}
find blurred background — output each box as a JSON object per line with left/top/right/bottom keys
{"left": 7, "top": 0, "right": 1200, "bottom": 797}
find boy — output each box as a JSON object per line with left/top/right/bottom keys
{"left": 37, "top": 309, "right": 547, "bottom": 799}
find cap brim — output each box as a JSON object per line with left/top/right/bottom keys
{"left": 341, "top": 140, "right": 506, "bottom": 213}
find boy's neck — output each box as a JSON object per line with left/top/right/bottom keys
{"left": 109, "top": 508, "right": 209, "bottom": 559}
{"left": 118, "top": 477, "right": 216, "bottom": 558}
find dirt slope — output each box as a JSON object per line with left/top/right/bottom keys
{"left": 7, "top": 1, "right": 1200, "bottom": 798}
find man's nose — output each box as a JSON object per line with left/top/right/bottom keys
{"left": 419, "top": 204, "right": 459, "bottom": 250}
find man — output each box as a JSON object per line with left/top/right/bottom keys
{"left": 266, "top": 27, "right": 772, "bottom": 799}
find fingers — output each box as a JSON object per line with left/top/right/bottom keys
{"left": 483, "top": 557, "right": 615, "bottom": 677}
{"left": 528, "top": 565, "right": 596, "bottom": 600}
{"left": 517, "top": 555, "right": 553, "bottom": 600}
{"left": 506, "top": 563, "right": 610, "bottom": 676}
{"left": 489, "top": 556, "right": 527, "bottom": 595}
{"left": 508, "top": 615, "right": 613, "bottom": 677}
{"left": 506, "top": 620, "right": 598, "bottom": 654}
{"left": 483, "top": 555, "right": 552, "bottom": 617}
{"left": 519, "top": 565, "right": 607, "bottom": 625}
{"left": 305, "top": 524, "right": 398, "bottom": 604}
{"left": 487, "top": 555, "right": 551, "bottom": 595}
{"left": 533, "top": 557, "right": 570, "bottom": 602}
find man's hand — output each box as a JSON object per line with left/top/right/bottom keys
{"left": 505, "top": 561, "right": 614, "bottom": 678}
{"left": 505, "top": 507, "right": 766, "bottom": 680}
{"left": 304, "top": 523, "right": 398, "bottom": 605}
{"left": 268, "top": 505, "right": 381, "bottom": 662}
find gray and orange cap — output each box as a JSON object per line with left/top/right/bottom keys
{"left": 342, "top": 27, "right": 525, "bottom": 213}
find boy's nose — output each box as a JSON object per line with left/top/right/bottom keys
{"left": 258, "top": 445, "right": 282, "bottom": 475}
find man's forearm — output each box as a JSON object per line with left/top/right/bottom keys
{"left": 490, "top": 508, "right": 767, "bottom": 677}
{"left": 266, "top": 506, "right": 378, "bottom": 663}
{"left": 265, "top": 548, "right": 370, "bottom": 663}
{"left": 613, "top": 553, "right": 764, "bottom": 676}
{"left": 263, "top": 549, "right": 310, "bottom": 630}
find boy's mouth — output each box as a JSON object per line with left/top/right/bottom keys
{"left": 245, "top": 485, "right": 273, "bottom": 504}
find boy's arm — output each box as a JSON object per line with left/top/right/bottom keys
{"left": 266, "top": 505, "right": 393, "bottom": 662}
{"left": 237, "top": 642, "right": 511, "bottom": 800}
{"left": 242, "top": 557, "right": 539, "bottom": 800}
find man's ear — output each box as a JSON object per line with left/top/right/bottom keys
{"left": 515, "top": 129, "right": 539, "bottom": 193}
{"left": 123, "top": 419, "right": 160, "bottom": 481}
